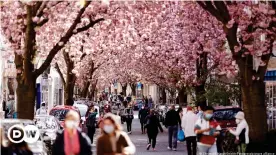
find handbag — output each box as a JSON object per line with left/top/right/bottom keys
{"left": 144, "top": 118, "right": 150, "bottom": 128}
{"left": 177, "top": 129, "right": 185, "bottom": 142}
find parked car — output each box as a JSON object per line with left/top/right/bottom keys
{"left": 49, "top": 105, "right": 81, "bottom": 129}
{"left": 213, "top": 106, "right": 242, "bottom": 129}
{"left": 1, "top": 119, "right": 48, "bottom": 155}
{"left": 73, "top": 102, "right": 88, "bottom": 126}
{"left": 34, "top": 115, "right": 61, "bottom": 155}
{"left": 213, "top": 106, "right": 242, "bottom": 153}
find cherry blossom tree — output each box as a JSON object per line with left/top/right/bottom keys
{"left": 198, "top": 1, "right": 276, "bottom": 148}
{"left": 1, "top": 1, "right": 104, "bottom": 119}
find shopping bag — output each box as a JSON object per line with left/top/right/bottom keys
{"left": 177, "top": 129, "right": 185, "bottom": 142}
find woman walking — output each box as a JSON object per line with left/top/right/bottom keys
{"left": 85, "top": 106, "right": 98, "bottom": 144}
{"left": 97, "top": 113, "right": 136, "bottom": 155}
{"left": 52, "top": 110, "right": 92, "bottom": 155}
{"left": 124, "top": 106, "right": 134, "bottom": 134}
{"left": 145, "top": 109, "right": 163, "bottom": 151}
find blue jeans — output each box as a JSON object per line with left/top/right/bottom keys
{"left": 168, "top": 125, "right": 178, "bottom": 148}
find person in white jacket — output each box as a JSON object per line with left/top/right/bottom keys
{"left": 181, "top": 106, "right": 198, "bottom": 155}
{"left": 36, "top": 102, "right": 47, "bottom": 115}
{"left": 228, "top": 111, "right": 249, "bottom": 153}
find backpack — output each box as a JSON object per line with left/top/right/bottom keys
{"left": 86, "top": 113, "right": 96, "bottom": 127}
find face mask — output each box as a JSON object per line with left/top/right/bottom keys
{"left": 235, "top": 119, "right": 241, "bottom": 124}
{"left": 204, "top": 114, "right": 213, "bottom": 120}
{"left": 65, "top": 120, "right": 78, "bottom": 129}
{"left": 103, "top": 125, "right": 115, "bottom": 134}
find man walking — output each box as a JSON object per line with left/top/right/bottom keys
{"left": 164, "top": 105, "right": 181, "bottom": 151}
{"left": 182, "top": 106, "right": 198, "bottom": 155}
{"left": 139, "top": 106, "right": 149, "bottom": 134}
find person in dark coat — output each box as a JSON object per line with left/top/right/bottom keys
{"left": 165, "top": 105, "right": 181, "bottom": 151}
{"left": 52, "top": 110, "right": 92, "bottom": 155}
{"left": 139, "top": 106, "right": 149, "bottom": 134}
{"left": 85, "top": 106, "right": 98, "bottom": 144}
{"left": 145, "top": 109, "right": 163, "bottom": 151}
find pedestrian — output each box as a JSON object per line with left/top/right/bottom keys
{"left": 196, "top": 105, "right": 204, "bottom": 118}
{"left": 228, "top": 111, "right": 249, "bottom": 153}
{"left": 124, "top": 106, "right": 134, "bottom": 134}
{"left": 2, "top": 100, "right": 9, "bottom": 118}
{"left": 145, "top": 109, "right": 163, "bottom": 151}
{"left": 6, "top": 141, "right": 33, "bottom": 155}
{"left": 177, "top": 107, "right": 183, "bottom": 124}
{"left": 85, "top": 106, "right": 97, "bottom": 144}
{"left": 148, "top": 95, "right": 153, "bottom": 108}
{"left": 145, "top": 97, "right": 149, "bottom": 108}
{"left": 52, "top": 110, "right": 92, "bottom": 155}
{"left": 97, "top": 113, "right": 136, "bottom": 155}
{"left": 164, "top": 105, "right": 181, "bottom": 151}
{"left": 104, "top": 103, "right": 111, "bottom": 114}
{"left": 195, "top": 106, "right": 221, "bottom": 154}
{"left": 182, "top": 106, "right": 198, "bottom": 155}
{"left": 36, "top": 102, "right": 47, "bottom": 115}
{"left": 139, "top": 106, "right": 149, "bottom": 134}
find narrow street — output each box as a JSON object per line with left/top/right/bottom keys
{"left": 93, "top": 111, "right": 187, "bottom": 155}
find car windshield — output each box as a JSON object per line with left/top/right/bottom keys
{"left": 49, "top": 109, "right": 69, "bottom": 121}
{"left": 213, "top": 109, "right": 240, "bottom": 121}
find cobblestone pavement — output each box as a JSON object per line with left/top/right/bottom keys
{"left": 92, "top": 111, "right": 187, "bottom": 155}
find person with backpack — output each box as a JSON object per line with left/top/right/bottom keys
{"left": 181, "top": 106, "right": 198, "bottom": 155}
{"left": 228, "top": 111, "right": 249, "bottom": 153}
{"left": 85, "top": 106, "right": 98, "bottom": 144}
{"left": 195, "top": 106, "right": 221, "bottom": 153}
{"left": 144, "top": 109, "right": 163, "bottom": 151}
{"left": 36, "top": 102, "right": 47, "bottom": 115}
{"left": 97, "top": 113, "right": 136, "bottom": 155}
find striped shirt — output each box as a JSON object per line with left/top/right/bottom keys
{"left": 195, "top": 118, "right": 221, "bottom": 146}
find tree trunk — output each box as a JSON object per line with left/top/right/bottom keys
{"left": 122, "top": 84, "right": 127, "bottom": 96}
{"left": 64, "top": 51, "right": 76, "bottom": 106}
{"left": 178, "top": 87, "right": 187, "bottom": 106}
{"left": 195, "top": 51, "right": 207, "bottom": 107}
{"left": 195, "top": 84, "right": 207, "bottom": 107}
{"left": 161, "top": 87, "right": 166, "bottom": 105}
{"left": 64, "top": 73, "right": 76, "bottom": 106}
{"left": 88, "top": 80, "right": 97, "bottom": 101}
{"left": 16, "top": 79, "right": 36, "bottom": 119}
{"left": 80, "top": 81, "right": 90, "bottom": 98}
{"left": 8, "top": 78, "right": 15, "bottom": 95}
{"left": 130, "top": 83, "right": 136, "bottom": 96}
{"left": 80, "top": 62, "right": 95, "bottom": 98}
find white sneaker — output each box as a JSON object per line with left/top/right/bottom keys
{"left": 167, "top": 147, "right": 172, "bottom": 150}
{"left": 173, "top": 148, "right": 177, "bottom": 151}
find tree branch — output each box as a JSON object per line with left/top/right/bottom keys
{"left": 197, "top": 1, "right": 227, "bottom": 24}
{"left": 55, "top": 63, "right": 66, "bottom": 86}
{"left": 35, "top": 1, "right": 48, "bottom": 17}
{"left": 36, "top": 18, "right": 49, "bottom": 27}
{"left": 34, "top": 1, "right": 100, "bottom": 77}
{"left": 75, "top": 18, "right": 104, "bottom": 34}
